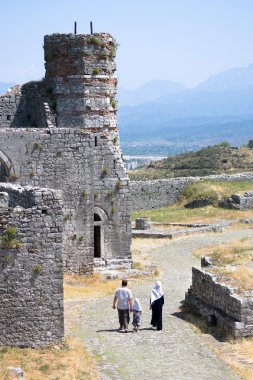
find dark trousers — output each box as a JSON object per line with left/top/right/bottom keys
{"left": 118, "top": 308, "right": 130, "bottom": 329}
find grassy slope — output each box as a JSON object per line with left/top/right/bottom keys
{"left": 129, "top": 146, "right": 253, "bottom": 180}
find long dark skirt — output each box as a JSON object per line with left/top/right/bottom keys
{"left": 151, "top": 296, "right": 164, "bottom": 330}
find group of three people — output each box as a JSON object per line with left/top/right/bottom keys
{"left": 112, "top": 279, "right": 164, "bottom": 332}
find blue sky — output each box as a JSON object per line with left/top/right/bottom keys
{"left": 1, "top": 0, "right": 253, "bottom": 89}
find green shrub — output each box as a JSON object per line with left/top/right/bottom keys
{"left": 116, "top": 179, "right": 122, "bottom": 190}
{"left": 179, "top": 182, "right": 219, "bottom": 204}
{"left": 92, "top": 67, "right": 100, "bottom": 75}
{"left": 98, "top": 51, "right": 107, "bottom": 59}
{"left": 87, "top": 36, "right": 101, "bottom": 45}
{"left": 110, "top": 98, "right": 117, "bottom": 109}
{"left": 34, "top": 265, "right": 42, "bottom": 274}
{"left": 102, "top": 166, "right": 109, "bottom": 176}
{"left": 217, "top": 141, "right": 230, "bottom": 147}
{"left": 8, "top": 173, "right": 19, "bottom": 183}
{"left": 0, "top": 226, "right": 23, "bottom": 250}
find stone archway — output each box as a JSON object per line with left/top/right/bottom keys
{"left": 0, "top": 149, "right": 15, "bottom": 182}
{"left": 93, "top": 207, "right": 108, "bottom": 261}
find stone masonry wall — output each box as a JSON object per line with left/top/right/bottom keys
{"left": 185, "top": 267, "right": 253, "bottom": 338}
{"left": 44, "top": 33, "right": 117, "bottom": 130}
{"left": 131, "top": 173, "right": 253, "bottom": 210}
{"left": 0, "top": 183, "right": 64, "bottom": 347}
{"left": 0, "top": 82, "right": 56, "bottom": 129}
{"left": 0, "top": 127, "right": 131, "bottom": 272}
{"left": 0, "top": 32, "right": 132, "bottom": 273}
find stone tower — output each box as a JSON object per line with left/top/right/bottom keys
{"left": 43, "top": 33, "right": 117, "bottom": 130}
{"left": 0, "top": 32, "right": 132, "bottom": 274}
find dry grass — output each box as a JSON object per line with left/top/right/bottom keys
{"left": 0, "top": 337, "right": 100, "bottom": 380}
{"left": 193, "top": 238, "right": 253, "bottom": 291}
{"left": 215, "top": 338, "right": 253, "bottom": 380}
{"left": 131, "top": 238, "right": 166, "bottom": 278}
{"left": 132, "top": 204, "right": 253, "bottom": 225}
{"left": 227, "top": 267, "right": 253, "bottom": 292}
{"left": 193, "top": 238, "right": 253, "bottom": 265}
{"left": 64, "top": 273, "right": 118, "bottom": 301}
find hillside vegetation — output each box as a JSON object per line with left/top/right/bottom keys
{"left": 129, "top": 145, "right": 253, "bottom": 180}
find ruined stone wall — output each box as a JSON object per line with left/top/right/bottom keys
{"left": 131, "top": 173, "right": 253, "bottom": 211}
{"left": 131, "top": 177, "right": 196, "bottom": 210}
{"left": 0, "top": 32, "right": 132, "bottom": 272}
{"left": 0, "top": 127, "right": 131, "bottom": 272}
{"left": 0, "top": 183, "right": 64, "bottom": 347}
{"left": 185, "top": 267, "right": 253, "bottom": 338}
{"left": 0, "top": 82, "right": 56, "bottom": 129}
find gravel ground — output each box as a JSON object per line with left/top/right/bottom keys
{"left": 65, "top": 228, "right": 253, "bottom": 380}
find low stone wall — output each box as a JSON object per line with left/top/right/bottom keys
{"left": 131, "top": 172, "right": 253, "bottom": 211}
{"left": 0, "top": 184, "right": 64, "bottom": 347}
{"left": 185, "top": 266, "right": 253, "bottom": 338}
{"left": 132, "top": 223, "right": 222, "bottom": 239}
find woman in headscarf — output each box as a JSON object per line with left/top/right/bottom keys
{"left": 150, "top": 281, "right": 164, "bottom": 331}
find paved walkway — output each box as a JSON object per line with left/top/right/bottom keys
{"left": 65, "top": 229, "right": 253, "bottom": 380}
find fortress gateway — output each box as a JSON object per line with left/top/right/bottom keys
{"left": 0, "top": 32, "right": 132, "bottom": 347}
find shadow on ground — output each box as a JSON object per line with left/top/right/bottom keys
{"left": 171, "top": 301, "right": 226, "bottom": 342}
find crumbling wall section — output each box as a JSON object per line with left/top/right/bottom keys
{"left": 0, "top": 128, "right": 94, "bottom": 273}
{"left": 0, "top": 82, "right": 56, "bottom": 129}
{"left": 0, "top": 127, "right": 131, "bottom": 272}
{"left": 0, "top": 183, "right": 64, "bottom": 347}
{"left": 185, "top": 267, "right": 253, "bottom": 338}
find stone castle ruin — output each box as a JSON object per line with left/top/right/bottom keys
{"left": 0, "top": 32, "right": 132, "bottom": 346}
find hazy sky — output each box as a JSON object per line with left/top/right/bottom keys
{"left": 1, "top": 0, "right": 253, "bottom": 89}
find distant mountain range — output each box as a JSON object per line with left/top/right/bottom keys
{"left": 118, "top": 64, "right": 253, "bottom": 155}
{"left": 2, "top": 64, "right": 253, "bottom": 157}
{"left": 117, "top": 79, "right": 187, "bottom": 106}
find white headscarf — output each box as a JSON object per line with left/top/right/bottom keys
{"left": 150, "top": 281, "right": 164, "bottom": 305}
{"left": 133, "top": 298, "right": 142, "bottom": 311}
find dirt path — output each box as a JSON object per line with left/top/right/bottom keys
{"left": 65, "top": 228, "right": 253, "bottom": 380}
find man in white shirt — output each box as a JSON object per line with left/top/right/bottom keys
{"left": 113, "top": 279, "right": 133, "bottom": 332}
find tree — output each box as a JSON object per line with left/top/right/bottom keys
{"left": 247, "top": 140, "right": 253, "bottom": 149}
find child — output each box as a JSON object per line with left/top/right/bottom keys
{"left": 132, "top": 298, "right": 142, "bottom": 332}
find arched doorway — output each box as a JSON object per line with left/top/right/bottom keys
{"left": 0, "top": 160, "right": 8, "bottom": 182}
{"left": 93, "top": 207, "right": 108, "bottom": 261}
{"left": 0, "top": 149, "right": 15, "bottom": 182}
{"left": 94, "top": 213, "right": 101, "bottom": 258}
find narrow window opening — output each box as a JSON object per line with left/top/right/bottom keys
{"left": 7, "top": 115, "right": 11, "bottom": 121}
{"left": 95, "top": 136, "right": 98, "bottom": 147}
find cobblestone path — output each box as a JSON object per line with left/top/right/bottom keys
{"left": 65, "top": 229, "right": 253, "bottom": 380}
